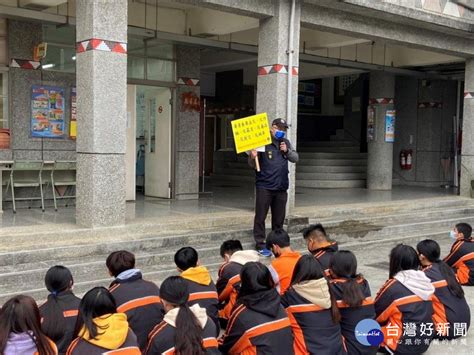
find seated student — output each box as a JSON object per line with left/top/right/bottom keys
{"left": 66, "top": 287, "right": 140, "bottom": 354}
{"left": 302, "top": 223, "right": 338, "bottom": 274}
{"left": 417, "top": 239, "right": 471, "bottom": 340}
{"left": 0, "top": 295, "right": 58, "bottom": 355}
{"left": 329, "top": 251, "right": 377, "bottom": 355}
{"left": 40, "top": 266, "right": 81, "bottom": 355}
{"left": 146, "top": 276, "right": 220, "bottom": 355}
{"left": 444, "top": 222, "right": 474, "bottom": 286}
{"left": 219, "top": 262, "right": 293, "bottom": 354}
{"left": 282, "top": 254, "right": 346, "bottom": 355}
{"left": 266, "top": 229, "right": 301, "bottom": 294}
{"left": 216, "top": 240, "right": 260, "bottom": 326}
{"left": 375, "top": 244, "right": 435, "bottom": 354}
{"left": 174, "top": 247, "right": 219, "bottom": 331}
{"left": 106, "top": 250, "right": 163, "bottom": 351}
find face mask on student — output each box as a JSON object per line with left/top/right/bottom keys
{"left": 450, "top": 230, "right": 458, "bottom": 240}
{"left": 275, "top": 130, "right": 285, "bottom": 139}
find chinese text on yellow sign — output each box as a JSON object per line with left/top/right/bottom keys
{"left": 231, "top": 113, "right": 272, "bottom": 154}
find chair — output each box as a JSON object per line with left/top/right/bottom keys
{"left": 7, "top": 160, "right": 45, "bottom": 213}
{"left": 51, "top": 161, "right": 76, "bottom": 211}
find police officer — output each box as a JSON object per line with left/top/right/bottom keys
{"left": 249, "top": 118, "right": 298, "bottom": 256}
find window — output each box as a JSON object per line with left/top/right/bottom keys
{"left": 41, "top": 25, "right": 76, "bottom": 73}
{"left": 0, "top": 70, "right": 8, "bottom": 129}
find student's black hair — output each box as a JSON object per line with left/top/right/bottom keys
{"left": 302, "top": 224, "right": 328, "bottom": 240}
{"left": 389, "top": 244, "right": 420, "bottom": 278}
{"left": 174, "top": 247, "right": 199, "bottom": 271}
{"left": 74, "top": 287, "right": 117, "bottom": 340}
{"left": 0, "top": 295, "right": 56, "bottom": 355}
{"left": 160, "top": 276, "right": 205, "bottom": 355}
{"left": 265, "top": 228, "right": 290, "bottom": 250}
{"left": 290, "top": 255, "right": 341, "bottom": 323}
{"left": 417, "top": 239, "right": 464, "bottom": 298}
{"left": 329, "top": 251, "right": 365, "bottom": 307}
{"left": 238, "top": 262, "right": 274, "bottom": 299}
{"left": 41, "top": 266, "right": 74, "bottom": 342}
{"left": 220, "top": 240, "right": 243, "bottom": 258}
{"left": 106, "top": 250, "right": 135, "bottom": 278}
{"left": 455, "top": 223, "right": 472, "bottom": 240}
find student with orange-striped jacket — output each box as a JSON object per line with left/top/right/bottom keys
{"left": 146, "top": 276, "right": 220, "bottom": 355}
{"left": 40, "top": 266, "right": 81, "bottom": 355}
{"left": 328, "top": 251, "right": 377, "bottom": 355}
{"left": 66, "top": 287, "right": 140, "bottom": 355}
{"left": 175, "top": 247, "right": 219, "bottom": 332}
{"left": 302, "top": 224, "right": 338, "bottom": 275}
{"left": 417, "top": 239, "right": 471, "bottom": 340}
{"left": 219, "top": 262, "right": 294, "bottom": 354}
{"left": 375, "top": 244, "right": 435, "bottom": 354}
{"left": 266, "top": 229, "right": 302, "bottom": 295}
{"left": 106, "top": 250, "right": 163, "bottom": 351}
{"left": 216, "top": 240, "right": 260, "bottom": 327}
{"left": 444, "top": 222, "right": 474, "bottom": 286}
{"left": 281, "top": 254, "right": 346, "bottom": 355}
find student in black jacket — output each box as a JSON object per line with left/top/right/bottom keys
{"left": 302, "top": 224, "right": 338, "bottom": 274}
{"left": 40, "top": 266, "right": 81, "bottom": 355}
{"left": 107, "top": 250, "right": 163, "bottom": 351}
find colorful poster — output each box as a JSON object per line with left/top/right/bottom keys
{"left": 231, "top": 113, "right": 272, "bottom": 154}
{"left": 31, "top": 85, "right": 65, "bottom": 138}
{"left": 69, "top": 86, "right": 77, "bottom": 140}
{"left": 367, "top": 106, "right": 375, "bottom": 142}
{"left": 385, "top": 110, "right": 396, "bottom": 143}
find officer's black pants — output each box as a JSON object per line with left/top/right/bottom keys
{"left": 253, "top": 188, "right": 288, "bottom": 249}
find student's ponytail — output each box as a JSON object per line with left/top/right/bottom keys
{"left": 175, "top": 304, "right": 205, "bottom": 355}
{"left": 417, "top": 239, "right": 464, "bottom": 298}
{"left": 329, "top": 251, "right": 365, "bottom": 307}
{"left": 328, "top": 285, "right": 341, "bottom": 324}
{"left": 160, "top": 276, "right": 205, "bottom": 355}
{"left": 41, "top": 266, "right": 73, "bottom": 342}
{"left": 341, "top": 276, "right": 365, "bottom": 307}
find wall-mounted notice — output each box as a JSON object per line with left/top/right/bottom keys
{"left": 385, "top": 110, "right": 396, "bottom": 143}
{"left": 31, "top": 85, "right": 65, "bottom": 138}
{"left": 367, "top": 106, "right": 375, "bottom": 142}
{"left": 69, "top": 86, "right": 77, "bottom": 140}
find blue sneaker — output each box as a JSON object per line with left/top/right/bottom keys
{"left": 257, "top": 248, "right": 272, "bottom": 257}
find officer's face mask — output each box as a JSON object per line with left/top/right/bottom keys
{"left": 275, "top": 130, "right": 286, "bottom": 139}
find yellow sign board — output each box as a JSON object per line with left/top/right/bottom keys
{"left": 231, "top": 113, "right": 272, "bottom": 154}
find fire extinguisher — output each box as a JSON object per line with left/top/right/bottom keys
{"left": 400, "top": 150, "right": 406, "bottom": 169}
{"left": 406, "top": 149, "right": 413, "bottom": 170}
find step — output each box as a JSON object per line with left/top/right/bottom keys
{"left": 211, "top": 174, "right": 255, "bottom": 183}
{"left": 298, "top": 158, "right": 367, "bottom": 166}
{"left": 297, "top": 146, "right": 361, "bottom": 153}
{"left": 299, "top": 152, "right": 367, "bottom": 159}
{"left": 297, "top": 165, "right": 367, "bottom": 173}
{"left": 297, "top": 179, "right": 366, "bottom": 188}
{"left": 298, "top": 141, "right": 358, "bottom": 148}
{"left": 296, "top": 172, "right": 366, "bottom": 180}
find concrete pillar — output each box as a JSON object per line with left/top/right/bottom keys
{"left": 75, "top": 0, "right": 128, "bottom": 226}
{"left": 256, "top": 0, "right": 301, "bottom": 211}
{"left": 367, "top": 72, "right": 395, "bottom": 190}
{"left": 460, "top": 58, "right": 474, "bottom": 197}
{"left": 175, "top": 46, "right": 200, "bottom": 200}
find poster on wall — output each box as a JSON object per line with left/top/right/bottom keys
{"left": 69, "top": 87, "right": 77, "bottom": 140}
{"left": 31, "top": 85, "right": 65, "bottom": 138}
{"left": 385, "top": 110, "right": 396, "bottom": 143}
{"left": 367, "top": 106, "right": 375, "bottom": 142}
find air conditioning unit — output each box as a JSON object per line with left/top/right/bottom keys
{"left": 19, "top": 0, "right": 67, "bottom": 11}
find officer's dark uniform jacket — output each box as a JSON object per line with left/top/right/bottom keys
{"left": 253, "top": 137, "right": 298, "bottom": 191}
{"left": 109, "top": 270, "right": 164, "bottom": 350}
{"left": 145, "top": 304, "right": 220, "bottom": 355}
{"left": 422, "top": 262, "right": 471, "bottom": 339}
{"left": 66, "top": 313, "right": 140, "bottom": 355}
{"left": 216, "top": 250, "right": 260, "bottom": 321}
{"left": 329, "top": 277, "right": 377, "bottom": 355}
{"left": 375, "top": 270, "right": 435, "bottom": 354}
{"left": 39, "top": 290, "right": 81, "bottom": 355}
{"left": 180, "top": 265, "right": 219, "bottom": 332}
{"left": 310, "top": 241, "right": 339, "bottom": 275}
{"left": 219, "top": 288, "right": 293, "bottom": 354}
{"left": 444, "top": 237, "right": 474, "bottom": 286}
{"left": 281, "top": 278, "right": 346, "bottom": 355}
